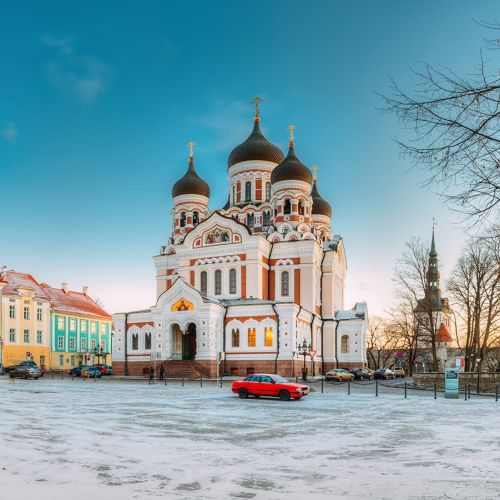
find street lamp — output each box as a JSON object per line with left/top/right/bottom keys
{"left": 296, "top": 339, "right": 311, "bottom": 382}
{"left": 94, "top": 344, "right": 104, "bottom": 365}
{"left": 476, "top": 356, "right": 481, "bottom": 394}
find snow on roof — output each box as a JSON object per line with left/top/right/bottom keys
{"left": 0, "top": 271, "right": 50, "bottom": 301}
{"left": 336, "top": 302, "right": 367, "bottom": 321}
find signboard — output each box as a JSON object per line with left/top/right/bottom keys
{"left": 444, "top": 367, "right": 460, "bottom": 399}
{"left": 456, "top": 358, "right": 465, "bottom": 370}
{"left": 309, "top": 350, "right": 317, "bottom": 359}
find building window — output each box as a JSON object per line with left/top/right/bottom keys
{"left": 36, "top": 331, "right": 43, "bottom": 344}
{"left": 23, "top": 330, "right": 30, "bottom": 343}
{"left": 90, "top": 322, "right": 96, "bottom": 334}
{"left": 232, "top": 328, "right": 240, "bottom": 347}
{"left": 90, "top": 339, "right": 96, "bottom": 350}
{"left": 81, "top": 321, "right": 87, "bottom": 333}
{"left": 59, "top": 355, "right": 64, "bottom": 366}
{"left": 264, "top": 327, "right": 273, "bottom": 347}
{"left": 132, "top": 334, "right": 138, "bottom": 351}
{"left": 232, "top": 185, "right": 236, "bottom": 204}
{"left": 100, "top": 323, "right": 106, "bottom": 334}
{"left": 58, "top": 336, "right": 64, "bottom": 349}
{"left": 263, "top": 211, "right": 270, "bottom": 226}
{"left": 247, "top": 213, "right": 254, "bottom": 228}
{"left": 281, "top": 271, "right": 290, "bottom": 297}
{"left": 70, "top": 337, "right": 76, "bottom": 350}
{"left": 71, "top": 355, "right": 76, "bottom": 367}
{"left": 37, "top": 308, "right": 43, "bottom": 321}
{"left": 341, "top": 335, "right": 349, "bottom": 354}
{"left": 40, "top": 355, "right": 45, "bottom": 367}
{"left": 23, "top": 306, "right": 30, "bottom": 320}
{"left": 69, "top": 319, "right": 76, "bottom": 331}
{"left": 180, "top": 211, "right": 186, "bottom": 227}
{"left": 9, "top": 305, "right": 15, "bottom": 319}
{"left": 284, "top": 199, "right": 291, "bottom": 215}
{"left": 57, "top": 317, "right": 64, "bottom": 330}
{"left": 229, "top": 269, "right": 237, "bottom": 294}
{"left": 200, "top": 271, "right": 208, "bottom": 295}
{"left": 245, "top": 181, "right": 252, "bottom": 202}
{"left": 214, "top": 270, "right": 222, "bottom": 295}
{"left": 248, "top": 328, "right": 256, "bottom": 347}
{"left": 81, "top": 338, "right": 87, "bottom": 352}
{"left": 265, "top": 182, "right": 271, "bottom": 202}
{"left": 145, "top": 332, "right": 152, "bottom": 350}
{"left": 9, "top": 329, "right": 15, "bottom": 342}
{"left": 193, "top": 211, "right": 199, "bottom": 225}
{"left": 298, "top": 200, "right": 305, "bottom": 215}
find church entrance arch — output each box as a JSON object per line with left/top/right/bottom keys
{"left": 182, "top": 323, "right": 197, "bottom": 360}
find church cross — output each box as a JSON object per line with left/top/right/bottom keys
{"left": 251, "top": 97, "right": 264, "bottom": 118}
{"left": 187, "top": 141, "right": 196, "bottom": 158}
{"left": 288, "top": 124, "right": 296, "bottom": 143}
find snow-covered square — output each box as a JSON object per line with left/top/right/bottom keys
{"left": 1, "top": 378, "right": 499, "bottom": 499}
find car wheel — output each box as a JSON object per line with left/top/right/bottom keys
{"left": 238, "top": 388, "right": 249, "bottom": 399}
{"left": 254, "top": 395, "right": 260, "bottom": 398}
{"left": 279, "top": 390, "right": 291, "bottom": 401}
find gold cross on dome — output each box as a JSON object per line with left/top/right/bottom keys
{"left": 312, "top": 165, "right": 318, "bottom": 180}
{"left": 251, "top": 97, "right": 264, "bottom": 118}
{"left": 187, "top": 141, "right": 196, "bottom": 158}
{"left": 288, "top": 124, "right": 296, "bottom": 142}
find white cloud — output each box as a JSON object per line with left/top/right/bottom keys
{"left": 42, "top": 34, "right": 112, "bottom": 102}
{"left": 1, "top": 123, "right": 18, "bottom": 143}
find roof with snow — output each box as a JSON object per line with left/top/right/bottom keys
{"left": 336, "top": 302, "right": 367, "bottom": 321}
{"left": 0, "top": 270, "right": 50, "bottom": 301}
{"left": 436, "top": 322, "right": 452, "bottom": 343}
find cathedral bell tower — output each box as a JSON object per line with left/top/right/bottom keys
{"left": 171, "top": 142, "right": 210, "bottom": 241}
{"left": 426, "top": 225, "right": 441, "bottom": 305}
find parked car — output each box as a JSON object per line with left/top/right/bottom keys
{"left": 391, "top": 367, "right": 406, "bottom": 378}
{"left": 350, "top": 368, "right": 374, "bottom": 380}
{"left": 94, "top": 364, "right": 112, "bottom": 376}
{"left": 9, "top": 365, "right": 42, "bottom": 379}
{"left": 81, "top": 366, "right": 102, "bottom": 378}
{"left": 232, "top": 374, "right": 309, "bottom": 401}
{"left": 17, "top": 360, "right": 44, "bottom": 377}
{"left": 69, "top": 365, "right": 89, "bottom": 376}
{"left": 325, "top": 369, "right": 354, "bottom": 382}
{"left": 374, "top": 368, "right": 395, "bottom": 380}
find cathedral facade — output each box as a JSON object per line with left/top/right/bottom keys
{"left": 112, "top": 103, "right": 368, "bottom": 378}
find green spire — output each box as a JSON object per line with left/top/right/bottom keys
{"left": 430, "top": 224, "right": 437, "bottom": 256}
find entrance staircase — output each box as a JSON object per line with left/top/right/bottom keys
{"left": 165, "top": 360, "right": 211, "bottom": 379}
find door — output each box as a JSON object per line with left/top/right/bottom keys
{"left": 259, "top": 375, "right": 276, "bottom": 396}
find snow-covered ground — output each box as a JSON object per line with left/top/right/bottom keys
{"left": 1, "top": 377, "right": 499, "bottom": 500}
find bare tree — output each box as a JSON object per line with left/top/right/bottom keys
{"left": 448, "top": 227, "right": 500, "bottom": 371}
{"left": 366, "top": 316, "right": 400, "bottom": 370}
{"left": 92, "top": 296, "right": 106, "bottom": 309}
{"left": 381, "top": 21, "right": 500, "bottom": 225}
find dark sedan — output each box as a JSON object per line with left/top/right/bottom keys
{"left": 374, "top": 368, "right": 395, "bottom": 380}
{"left": 10, "top": 365, "right": 42, "bottom": 379}
{"left": 350, "top": 368, "right": 374, "bottom": 380}
{"left": 69, "top": 365, "right": 90, "bottom": 377}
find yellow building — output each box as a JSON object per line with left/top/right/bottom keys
{"left": 0, "top": 269, "right": 52, "bottom": 369}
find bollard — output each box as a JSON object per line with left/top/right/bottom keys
{"left": 434, "top": 382, "right": 437, "bottom": 399}
{"left": 468, "top": 383, "right": 471, "bottom": 399}
{"left": 404, "top": 381, "right": 407, "bottom": 399}
{"left": 321, "top": 378, "right": 324, "bottom": 393}
{"left": 496, "top": 385, "right": 498, "bottom": 402}
{"left": 347, "top": 380, "right": 351, "bottom": 395}
{"left": 200, "top": 374, "right": 203, "bottom": 387}
{"left": 219, "top": 376, "right": 223, "bottom": 389}
{"left": 464, "top": 384, "right": 467, "bottom": 400}
{"left": 295, "top": 376, "right": 298, "bottom": 383}
{"left": 52, "top": 370, "right": 54, "bottom": 380}
{"left": 182, "top": 376, "right": 184, "bottom": 387}
{"left": 61, "top": 369, "right": 64, "bottom": 380}
{"left": 375, "top": 380, "right": 379, "bottom": 397}
{"left": 164, "top": 375, "right": 167, "bottom": 386}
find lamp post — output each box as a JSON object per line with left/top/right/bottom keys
{"left": 296, "top": 339, "right": 311, "bottom": 382}
{"left": 0, "top": 280, "right": 5, "bottom": 374}
{"left": 94, "top": 344, "right": 104, "bottom": 365}
{"left": 476, "top": 356, "right": 481, "bottom": 394}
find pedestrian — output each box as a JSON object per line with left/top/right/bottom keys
{"left": 149, "top": 365, "right": 154, "bottom": 384}
{"left": 159, "top": 364, "right": 165, "bottom": 381}
{"left": 9, "top": 370, "right": 15, "bottom": 384}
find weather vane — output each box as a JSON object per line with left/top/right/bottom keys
{"left": 187, "top": 141, "right": 196, "bottom": 158}
{"left": 288, "top": 124, "right": 296, "bottom": 144}
{"left": 251, "top": 97, "right": 264, "bottom": 120}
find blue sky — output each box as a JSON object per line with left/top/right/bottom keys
{"left": 1, "top": 0, "right": 497, "bottom": 315}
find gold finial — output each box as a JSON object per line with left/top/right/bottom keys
{"left": 251, "top": 97, "right": 264, "bottom": 121}
{"left": 312, "top": 165, "right": 318, "bottom": 181}
{"left": 288, "top": 124, "right": 296, "bottom": 145}
{"left": 187, "top": 141, "right": 196, "bottom": 159}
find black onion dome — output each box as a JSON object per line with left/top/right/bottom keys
{"left": 228, "top": 119, "right": 285, "bottom": 168}
{"left": 311, "top": 179, "right": 332, "bottom": 218}
{"left": 172, "top": 157, "right": 210, "bottom": 198}
{"left": 270, "top": 144, "right": 313, "bottom": 185}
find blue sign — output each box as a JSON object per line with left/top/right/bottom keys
{"left": 444, "top": 367, "right": 460, "bottom": 399}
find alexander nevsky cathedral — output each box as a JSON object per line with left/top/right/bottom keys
{"left": 113, "top": 100, "right": 368, "bottom": 378}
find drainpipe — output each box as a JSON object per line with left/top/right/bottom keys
{"left": 0, "top": 280, "right": 4, "bottom": 370}
{"left": 271, "top": 303, "right": 280, "bottom": 374}
{"left": 319, "top": 249, "right": 327, "bottom": 375}
{"left": 124, "top": 313, "right": 129, "bottom": 376}
{"left": 222, "top": 305, "right": 229, "bottom": 376}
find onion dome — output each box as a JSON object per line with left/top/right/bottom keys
{"left": 311, "top": 179, "right": 332, "bottom": 218}
{"left": 222, "top": 195, "right": 230, "bottom": 210}
{"left": 227, "top": 100, "right": 284, "bottom": 168}
{"left": 271, "top": 127, "right": 312, "bottom": 185}
{"left": 172, "top": 153, "right": 210, "bottom": 198}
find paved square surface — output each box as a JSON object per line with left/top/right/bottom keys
{"left": 1, "top": 377, "right": 499, "bottom": 499}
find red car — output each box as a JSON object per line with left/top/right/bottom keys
{"left": 232, "top": 374, "right": 310, "bottom": 401}
{"left": 93, "top": 365, "right": 107, "bottom": 375}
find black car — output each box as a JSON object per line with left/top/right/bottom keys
{"left": 10, "top": 365, "right": 42, "bottom": 379}
{"left": 69, "top": 365, "right": 90, "bottom": 376}
{"left": 374, "top": 368, "right": 395, "bottom": 380}
{"left": 350, "top": 368, "right": 374, "bottom": 380}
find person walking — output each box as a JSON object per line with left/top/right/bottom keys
{"left": 9, "top": 370, "right": 15, "bottom": 384}
{"left": 159, "top": 364, "right": 165, "bottom": 381}
{"left": 149, "top": 365, "right": 154, "bottom": 384}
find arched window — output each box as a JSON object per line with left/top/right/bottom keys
{"left": 200, "top": 271, "right": 208, "bottom": 295}
{"left": 232, "top": 328, "right": 240, "bottom": 347}
{"left": 180, "top": 212, "right": 186, "bottom": 227}
{"left": 145, "top": 332, "right": 151, "bottom": 350}
{"left": 232, "top": 186, "right": 236, "bottom": 204}
{"left": 132, "top": 333, "right": 139, "bottom": 350}
{"left": 245, "top": 181, "right": 252, "bottom": 202}
{"left": 298, "top": 200, "right": 304, "bottom": 215}
{"left": 281, "top": 271, "right": 289, "bottom": 296}
{"left": 247, "top": 213, "right": 254, "bottom": 228}
{"left": 193, "top": 211, "right": 199, "bottom": 225}
{"left": 214, "top": 270, "right": 222, "bottom": 295}
{"left": 248, "top": 328, "right": 256, "bottom": 347}
{"left": 284, "top": 199, "right": 291, "bottom": 215}
{"left": 264, "top": 327, "right": 273, "bottom": 347}
{"left": 341, "top": 335, "right": 349, "bottom": 354}
{"left": 263, "top": 211, "right": 270, "bottom": 226}
{"left": 229, "top": 269, "right": 237, "bottom": 294}
{"left": 265, "top": 182, "right": 271, "bottom": 201}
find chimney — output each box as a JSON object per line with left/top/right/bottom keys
{"left": 62, "top": 282, "right": 69, "bottom": 294}
{"left": 1, "top": 265, "right": 7, "bottom": 279}
{"left": 82, "top": 286, "right": 89, "bottom": 296}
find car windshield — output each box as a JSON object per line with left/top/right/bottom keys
{"left": 271, "top": 375, "right": 289, "bottom": 384}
